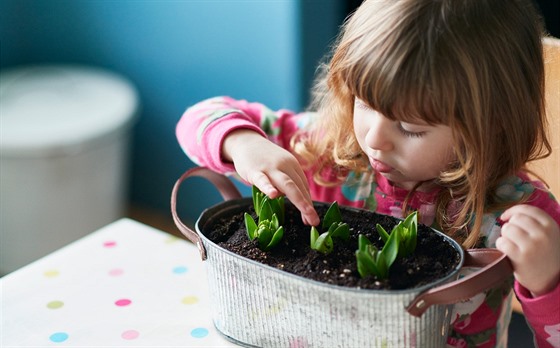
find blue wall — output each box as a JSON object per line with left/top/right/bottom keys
{"left": 0, "top": 0, "right": 341, "bottom": 224}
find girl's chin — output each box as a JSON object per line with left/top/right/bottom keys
{"left": 390, "top": 180, "right": 419, "bottom": 191}
{"left": 380, "top": 172, "right": 435, "bottom": 192}
{"left": 378, "top": 172, "right": 412, "bottom": 188}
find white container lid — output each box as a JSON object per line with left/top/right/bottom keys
{"left": 0, "top": 65, "right": 139, "bottom": 157}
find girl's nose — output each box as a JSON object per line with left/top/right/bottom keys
{"left": 365, "top": 116, "right": 394, "bottom": 151}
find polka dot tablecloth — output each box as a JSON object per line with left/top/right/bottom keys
{"left": 1, "top": 218, "right": 239, "bottom": 347}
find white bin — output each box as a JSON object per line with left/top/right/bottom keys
{"left": 0, "top": 65, "right": 139, "bottom": 275}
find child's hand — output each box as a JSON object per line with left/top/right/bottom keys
{"left": 497, "top": 204, "right": 560, "bottom": 297}
{"left": 222, "top": 129, "right": 320, "bottom": 226}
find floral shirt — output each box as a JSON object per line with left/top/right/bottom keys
{"left": 177, "top": 96, "right": 560, "bottom": 348}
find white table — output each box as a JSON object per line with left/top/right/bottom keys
{"left": 1, "top": 218, "right": 239, "bottom": 347}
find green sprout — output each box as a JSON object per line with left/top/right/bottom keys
{"left": 375, "top": 211, "right": 417, "bottom": 258}
{"left": 355, "top": 233, "right": 398, "bottom": 279}
{"left": 244, "top": 186, "right": 285, "bottom": 251}
{"left": 310, "top": 201, "right": 350, "bottom": 254}
{"left": 355, "top": 211, "right": 418, "bottom": 279}
{"left": 251, "top": 185, "right": 284, "bottom": 224}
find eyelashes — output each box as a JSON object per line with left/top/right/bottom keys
{"left": 355, "top": 99, "right": 426, "bottom": 138}
{"left": 397, "top": 123, "right": 426, "bottom": 138}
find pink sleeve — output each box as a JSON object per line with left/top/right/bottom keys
{"left": 528, "top": 181, "right": 560, "bottom": 224}
{"left": 176, "top": 96, "right": 301, "bottom": 175}
{"left": 515, "top": 281, "right": 560, "bottom": 347}
{"left": 514, "top": 180, "right": 560, "bottom": 347}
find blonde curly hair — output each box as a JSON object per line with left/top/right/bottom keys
{"left": 294, "top": 0, "right": 551, "bottom": 248}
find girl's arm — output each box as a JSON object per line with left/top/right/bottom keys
{"left": 514, "top": 280, "right": 560, "bottom": 348}
{"left": 176, "top": 96, "right": 319, "bottom": 225}
{"left": 497, "top": 200, "right": 560, "bottom": 347}
{"left": 177, "top": 96, "right": 273, "bottom": 174}
{"left": 499, "top": 204, "right": 560, "bottom": 296}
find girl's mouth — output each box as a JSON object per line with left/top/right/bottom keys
{"left": 371, "top": 159, "right": 393, "bottom": 173}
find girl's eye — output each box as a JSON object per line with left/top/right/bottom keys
{"left": 398, "top": 123, "right": 426, "bottom": 138}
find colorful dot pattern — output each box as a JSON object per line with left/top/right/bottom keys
{"left": 49, "top": 332, "right": 69, "bottom": 342}
{"left": 47, "top": 300, "right": 64, "bottom": 309}
{"left": 121, "top": 329, "right": 140, "bottom": 340}
{"left": 115, "top": 298, "right": 132, "bottom": 307}
{"left": 108, "top": 268, "right": 124, "bottom": 276}
{"left": 191, "top": 327, "right": 209, "bottom": 338}
{"left": 1, "top": 219, "right": 235, "bottom": 346}
{"left": 173, "top": 266, "right": 188, "bottom": 274}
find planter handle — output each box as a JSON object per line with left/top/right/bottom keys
{"left": 406, "top": 248, "right": 513, "bottom": 317}
{"left": 171, "top": 167, "right": 242, "bottom": 260}
{"left": 171, "top": 167, "right": 514, "bottom": 315}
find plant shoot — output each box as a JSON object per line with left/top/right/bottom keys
{"left": 310, "top": 201, "right": 350, "bottom": 254}
{"left": 244, "top": 186, "right": 285, "bottom": 251}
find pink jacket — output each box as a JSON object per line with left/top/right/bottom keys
{"left": 177, "top": 96, "right": 560, "bottom": 348}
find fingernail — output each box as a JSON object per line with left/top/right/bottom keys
{"left": 302, "top": 212, "right": 319, "bottom": 226}
{"left": 310, "top": 213, "right": 320, "bottom": 226}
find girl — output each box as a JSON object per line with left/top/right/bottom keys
{"left": 177, "top": 0, "right": 560, "bottom": 346}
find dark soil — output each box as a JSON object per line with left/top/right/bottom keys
{"left": 203, "top": 202, "right": 462, "bottom": 290}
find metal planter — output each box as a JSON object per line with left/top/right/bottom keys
{"left": 172, "top": 167, "right": 512, "bottom": 348}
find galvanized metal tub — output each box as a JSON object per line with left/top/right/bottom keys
{"left": 171, "top": 167, "right": 512, "bottom": 348}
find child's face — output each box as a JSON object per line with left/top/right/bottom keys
{"left": 353, "top": 98, "right": 455, "bottom": 191}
